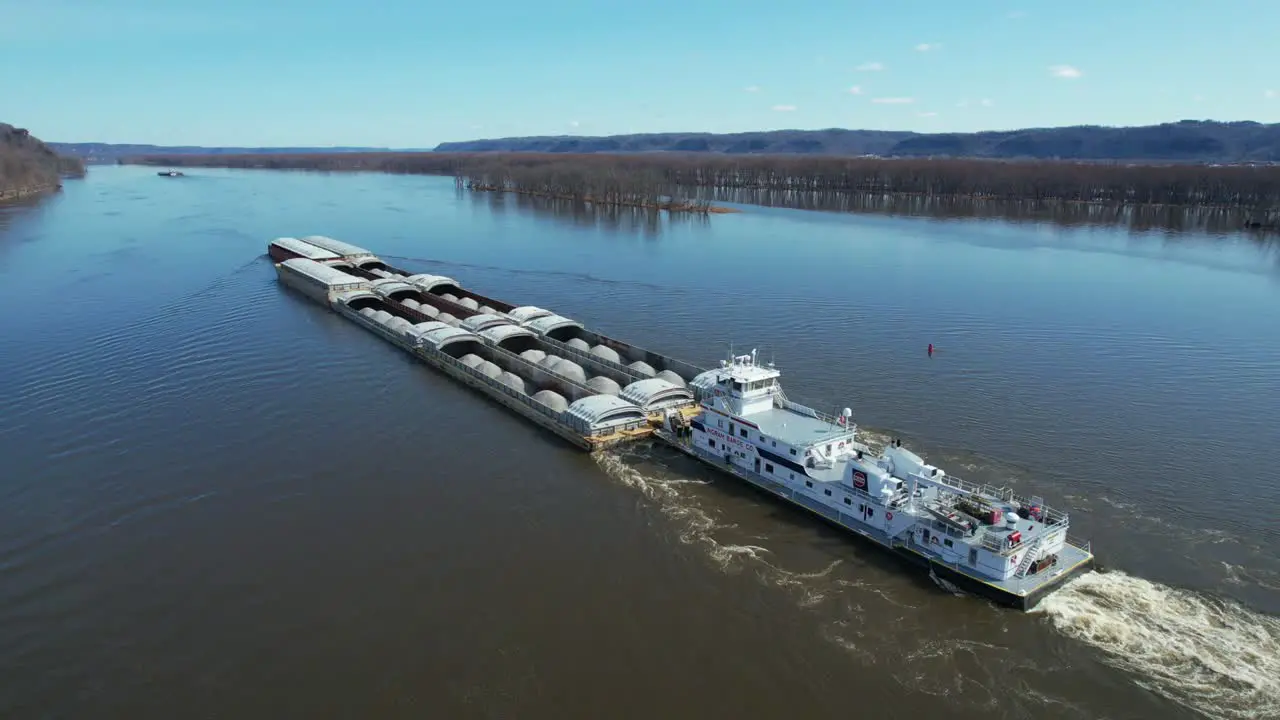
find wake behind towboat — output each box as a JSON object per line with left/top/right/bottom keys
{"left": 659, "top": 350, "right": 1094, "bottom": 609}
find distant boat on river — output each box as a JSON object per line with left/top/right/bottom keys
{"left": 157, "top": 170, "right": 184, "bottom": 177}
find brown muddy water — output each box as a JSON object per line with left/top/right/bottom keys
{"left": 1, "top": 166, "right": 1277, "bottom": 720}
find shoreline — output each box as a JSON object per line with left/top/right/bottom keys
{"left": 0, "top": 183, "right": 61, "bottom": 204}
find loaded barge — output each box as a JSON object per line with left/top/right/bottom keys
{"left": 270, "top": 237, "right": 701, "bottom": 450}
{"left": 269, "top": 236, "right": 1094, "bottom": 609}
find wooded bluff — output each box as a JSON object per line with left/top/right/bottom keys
{"left": 1, "top": 124, "right": 85, "bottom": 201}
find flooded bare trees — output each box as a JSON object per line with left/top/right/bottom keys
{"left": 459, "top": 156, "right": 720, "bottom": 213}
{"left": 127, "top": 151, "right": 1280, "bottom": 215}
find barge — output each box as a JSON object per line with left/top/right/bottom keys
{"left": 269, "top": 235, "right": 1094, "bottom": 609}
{"left": 274, "top": 254, "right": 696, "bottom": 449}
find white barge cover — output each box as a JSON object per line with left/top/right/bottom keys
{"left": 299, "top": 235, "right": 375, "bottom": 259}
{"left": 272, "top": 236, "right": 341, "bottom": 261}
{"left": 507, "top": 306, "right": 555, "bottom": 324}
{"left": 564, "top": 395, "right": 647, "bottom": 432}
{"left": 405, "top": 274, "right": 462, "bottom": 293}
{"left": 619, "top": 377, "right": 694, "bottom": 410}
{"left": 281, "top": 258, "right": 368, "bottom": 288}
{"left": 525, "top": 314, "right": 583, "bottom": 335}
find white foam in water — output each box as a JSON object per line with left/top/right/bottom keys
{"left": 593, "top": 450, "right": 719, "bottom": 546}
{"left": 594, "top": 449, "right": 840, "bottom": 584}
{"left": 1034, "top": 570, "right": 1280, "bottom": 720}
{"left": 599, "top": 445, "right": 1280, "bottom": 720}
{"left": 928, "top": 567, "right": 965, "bottom": 597}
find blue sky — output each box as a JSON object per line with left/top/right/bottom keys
{"left": 3, "top": 0, "right": 1279, "bottom": 147}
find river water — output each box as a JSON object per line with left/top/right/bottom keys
{"left": 2, "top": 166, "right": 1277, "bottom": 720}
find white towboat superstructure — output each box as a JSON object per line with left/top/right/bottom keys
{"left": 658, "top": 350, "right": 1094, "bottom": 609}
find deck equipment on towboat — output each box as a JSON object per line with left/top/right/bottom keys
{"left": 656, "top": 349, "right": 1093, "bottom": 610}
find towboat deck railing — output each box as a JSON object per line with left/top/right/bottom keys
{"left": 925, "top": 493, "right": 985, "bottom": 526}
{"left": 978, "top": 513, "right": 1071, "bottom": 555}
{"left": 1065, "top": 534, "right": 1093, "bottom": 554}
{"left": 929, "top": 472, "right": 1069, "bottom": 525}
{"left": 930, "top": 471, "right": 1014, "bottom": 504}
{"left": 773, "top": 387, "right": 847, "bottom": 428}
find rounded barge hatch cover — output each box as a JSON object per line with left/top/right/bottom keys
{"left": 620, "top": 378, "right": 695, "bottom": 411}
{"left": 404, "top": 274, "right": 462, "bottom": 293}
{"left": 507, "top": 306, "right": 556, "bottom": 324}
{"left": 460, "top": 313, "right": 515, "bottom": 333}
{"left": 564, "top": 395, "right": 647, "bottom": 434}
{"left": 525, "top": 314, "right": 583, "bottom": 336}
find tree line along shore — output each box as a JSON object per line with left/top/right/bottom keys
{"left": 125, "top": 152, "right": 1280, "bottom": 216}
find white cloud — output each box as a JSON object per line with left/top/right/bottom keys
{"left": 917, "top": 112, "right": 938, "bottom": 117}
{"left": 744, "top": 85, "right": 760, "bottom": 93}
{"left": 1049, "top": 64, "right": 1083, "bottom": 79}
{"left": 980, "top": 98, "right": 994, "bottom": 107}
{"left": 569, "top": 120, "right": 580, "bottom": 128}
{"left": 915, "top": 43, "right": 938, "bottom": 52}
{"left": 848, "top": 85, "right": 863, "bottom": 95}
{"left": 956, "top": 99, "right": 969, "bottom": 108}
{"left": 772, "top": 104, "right": 797, "bottom": 112}
{"left": 871, "top": 97, "right": 914, "bottom": 104}
{"left": 470, "top": 124, "right": 483, "bottom": 130}
{"left": 1266, "top": 89, "right": 1277, "bottom": 98}
{"left": 855, "top": 61, "right": 885, "bottom": 71}
{"left": 1008, "top": 10, "right": 1027, "bottom": 19}
{"left": 1193, "top": 94, "right": 1205, "bottom": 102}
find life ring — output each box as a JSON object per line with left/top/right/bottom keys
{"left": 885, "top": 511, "right": 894, "bottom": 521}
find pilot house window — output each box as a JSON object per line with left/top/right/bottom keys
{"left": 739, "top": 429, "right": 748, "bottom": 438}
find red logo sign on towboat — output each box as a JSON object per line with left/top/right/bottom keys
{"left": 853, "top": 470, "right": 867, "bottom": 489}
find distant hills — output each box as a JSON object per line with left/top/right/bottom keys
{"left": 1, "top": 124, "right": 85, "bottom": 201}
{"left": 50, "top": 143, "right": 412, "bottom": 164}
{"left": 433, "top": 121, "right": 1280, "bottom": 163}
{"left": 53, "top": 120, "right": 1280, "bottom": 164}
